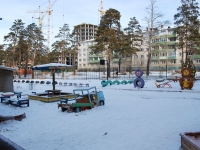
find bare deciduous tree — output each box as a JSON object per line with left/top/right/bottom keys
{"left": 144, "top": 0, "right": 170, "bottom": 76}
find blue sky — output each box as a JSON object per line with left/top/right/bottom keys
{"left": 0, "top": 0, "right": 182, "bottom": 47}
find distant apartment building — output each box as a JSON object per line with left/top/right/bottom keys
{"left": 77, "top": 39, "right": 101, "bottom": 70}
{"left": 76, "top": 25, "right": 200, "bottom": 72}
{"left": 55, "top": 23, "right": 97, "bottom": 69}
{"left": 138, "top": 26, "right": 200, "bottom": 71}
{"left": 57, "top": 52, "right": 77, "bottom": 68}
{"left": 133, "top": 27, "right": 179, "bottom": 72}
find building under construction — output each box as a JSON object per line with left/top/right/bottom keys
{"left": 73, "top": 23, "right": 98, "bottom": 42}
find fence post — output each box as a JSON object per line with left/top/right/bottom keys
{"left": 112, "top": 67, "right": 114, "bottom": 79}
{"left": 99, "top": 67, "right": 100, "bottom": 79}
{"left": 86, "top": 69, "right": 87, "bottom": 80}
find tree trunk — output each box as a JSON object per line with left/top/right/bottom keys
{"left": 146, "top": 53, "right": 151, "bottom": 75}
{"left": 18, "top": 49, "right": 21, "bottom": 79}
{"left": 181, "top": 46, "right": 184, "bottom": 69}
{"left": 62, "top": 69, "right": 64, "bottom": 78}
{"left": 130, "top": 55, "right": 133, "bottom": 72}
{"left": 108, "top": 57, "right": 111, "bottom": 77}
{"left": 118, "top": 58, "right": 121, "bottom": 73}
{"left": 73, "top": 54, "right": 76, "bottom": 75}
{"left": 24, "top": 44, "right": 30, "bottom": 77}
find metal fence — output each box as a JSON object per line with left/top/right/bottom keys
{"left": 14, "top": 67, "right": 178, "bottom": 80}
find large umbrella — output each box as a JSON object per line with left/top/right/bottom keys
{"left": 32, "top": 63, "right": 73, "bottom": 90}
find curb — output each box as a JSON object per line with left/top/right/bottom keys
{"left": 0, "top": 134, "right": 25, "bottom": 150}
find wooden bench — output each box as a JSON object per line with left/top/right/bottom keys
{"left": 9, "top": 99, "right": 29, "bottom": 107}
{"left": 78, "top": 83, "right": 89, "bottom": 87}
{"left": 60, "top": 98, "right": 68, "bottom": 104}
{"left": 63, "top": 82, "right": 72, "bottom": 86}
{"left": 14, "top": 92, "right": 22, "bottom": 98}
{"left": 60, "top": 97, "right": 75, "bottom": 104}
{"left": 0, "top": 96, "right": 11, "bottom": 104}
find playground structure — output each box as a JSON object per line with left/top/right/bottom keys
{"left": 58, "top": 86, "right": 105, "bottom": 112}
{"left": 101, "top": 69, "right": 145, "bottom": 88}
{"left": 133, "top": 69, "right": 145, "bottom": 88}
{"left": 101, "top": 79, "right": 133, "bottom": 87}
{"left": 154, "top": 76, "right": 179, "bottom": 88}
{"left": 179, "top": 58, "right": 195, "bottom": 90}
{"left": 155, "top": 82, "right": 172, "bottom": 88}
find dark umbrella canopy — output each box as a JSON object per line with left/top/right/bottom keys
{"left": 32, "top": 63, "right": 73, "bottom": 70}
{"left": 32, "top": 63, "right": 73, "bottom": 90}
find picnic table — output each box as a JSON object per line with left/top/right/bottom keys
{"left": 46, "top": 90, "right": 62, "bottom": 97}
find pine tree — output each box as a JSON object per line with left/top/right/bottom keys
{"left": 91, "top": 8, "right": 122, "bottom": 77}
{"left": 0, "top": 45, "right": 5, "bottom": 65}
{"left": 124, "top": 17, "right": 142, "bottom": 71}
{"left": 4, "top": 19, "right": 25, "bottom": 67}
{"left": 52, "top": 24, "right": 71, "bottom": 64}
{"left": 174, "top": 0, "right": 200, "bottom": 68}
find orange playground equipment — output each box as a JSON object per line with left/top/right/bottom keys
{"left": 155, "top": 82, "right": 172, "bottom": 88}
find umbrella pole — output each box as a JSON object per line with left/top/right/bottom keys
{"left": 52, "top": 72, "right": 55, "bottom": 90}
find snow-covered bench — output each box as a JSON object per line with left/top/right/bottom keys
{"left": 9, "top": 99, "right": 29, "bottom": 107}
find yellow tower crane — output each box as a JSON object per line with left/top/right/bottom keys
{"left": 98, "top": 0, "right": 105, "bottom": 17}
{"left": 27, "top": 0, "right": 57, "bottom": 52}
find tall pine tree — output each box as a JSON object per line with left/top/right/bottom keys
{"left": 174, "top": 0, "right": 200, "bottom": 68}
{"left": 91, "top": 8, "right": 122, "bottom": 77}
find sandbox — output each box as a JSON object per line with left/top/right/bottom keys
{"left": 180, "top": 132, "right": 200, "bottom": 150}
{"left": 28, "top": 92, "right": 77, "bottom": 103}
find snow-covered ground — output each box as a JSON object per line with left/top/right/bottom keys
{"left": 0, "top": 78, "right": 200, "bottom": 150}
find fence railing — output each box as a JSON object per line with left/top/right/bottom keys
{"left": 14, "top": 67, "right": 179, "bottom": 80}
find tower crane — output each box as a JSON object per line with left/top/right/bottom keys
{"left": 98, "top": 0, "right": 105, "bottom": 18}
{"left": 27, "top": 0, "right": 57, "bottom": 52}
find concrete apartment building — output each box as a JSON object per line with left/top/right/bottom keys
{"left": 135, "top": 27, "right": 179, "bottom": 72}
{"left": 140, "top": 27, "right": 200, "bottom": 71}
{"left": 55, "top": 23, "right": 98, "bottom": 68}
{"left": 76, "top": 25, "right": 200, "bottom": 72}
{"left": 77, "top": 40, "right": 95, "bottom": 70}
{"left": 73, "top": 23, "right": 99, "bottom": 70}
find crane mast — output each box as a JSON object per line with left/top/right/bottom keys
{"left": 98, "top": 0, "right": 105, "bottom": 18}
{"left": 27, "top": 0, "right": 57, "bottom": 52}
